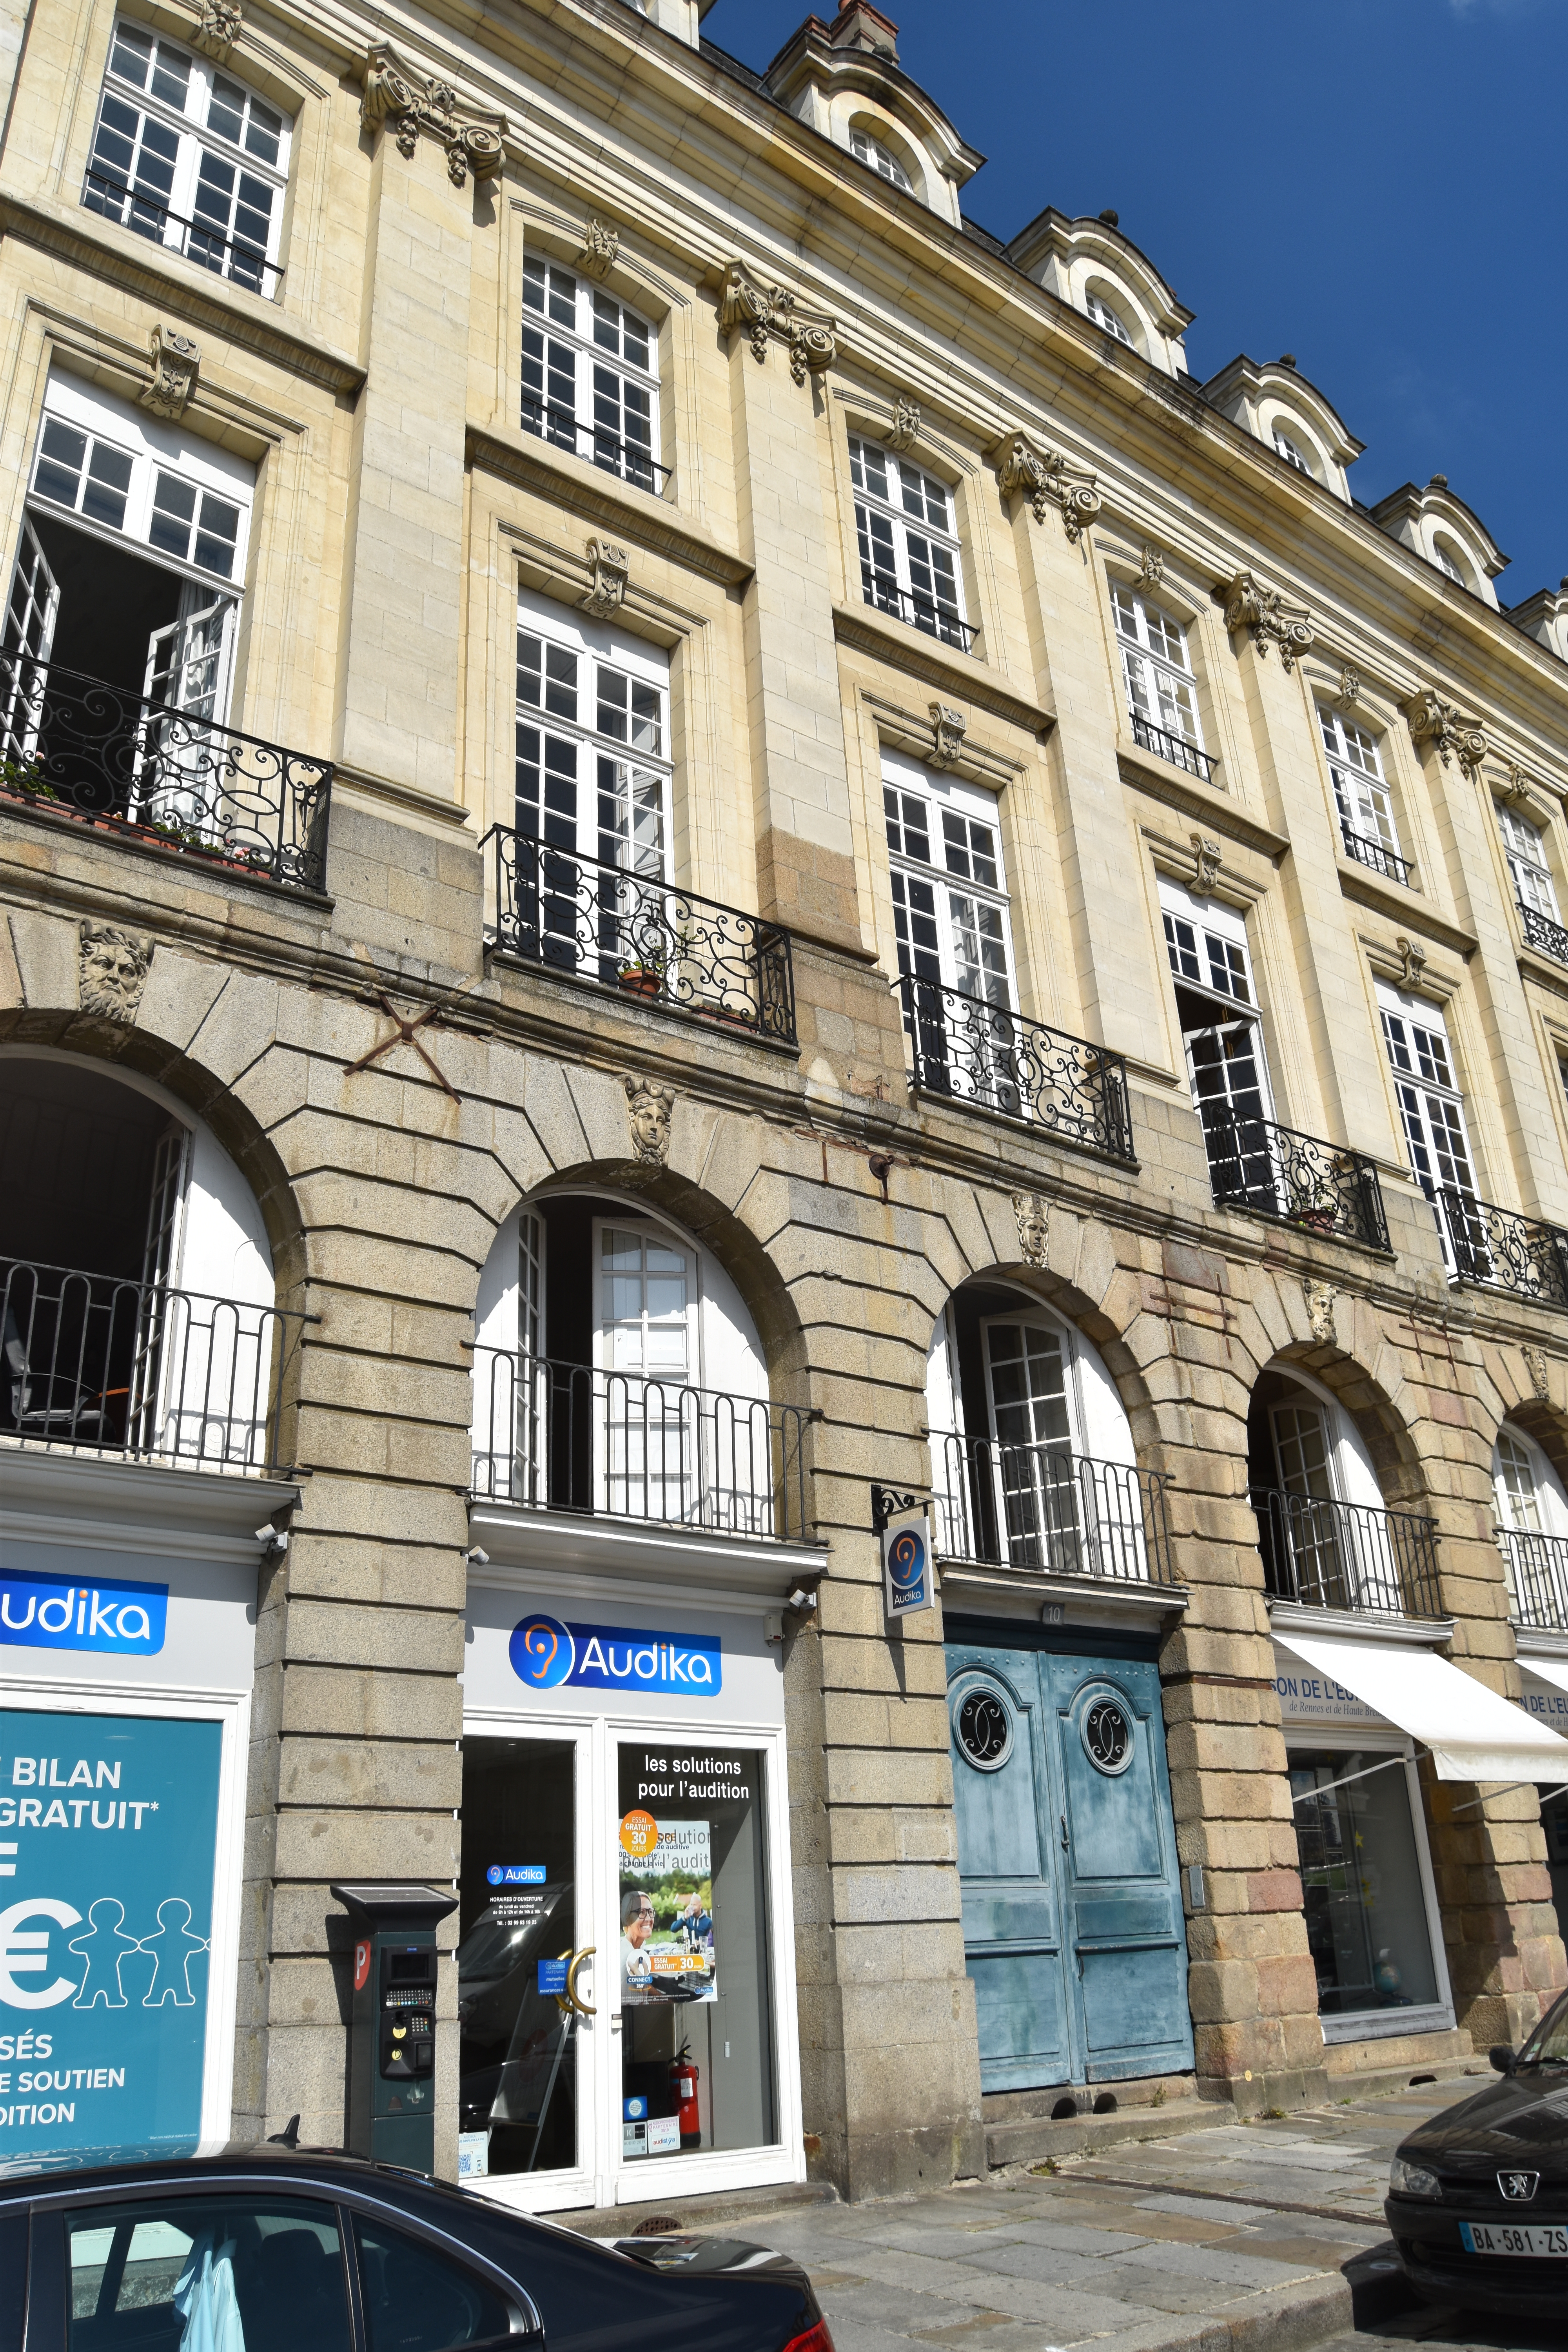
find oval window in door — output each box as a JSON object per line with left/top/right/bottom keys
{"left": 954, "top": 1683, "right": 1013, "bottom": 1772}
{"left": 1081, "top": 1696, "right": 1134, "bottom": 1775}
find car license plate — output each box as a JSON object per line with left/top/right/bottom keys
{"left": 1459, "top": 2221, "right": 1568, "bottom": 2257}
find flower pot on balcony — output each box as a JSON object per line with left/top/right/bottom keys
{"left": 617, "top": 966, "right": 663, "bottom": 1000}
{"left": 1294, "top": 1205, "right": 1339, "bottom": 1234}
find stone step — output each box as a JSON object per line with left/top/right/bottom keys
{"left": 985, "top": 2094, "right": 1239, "bottom": 2169}
{"left": 1318, "top": 2053, "right": 1486, "bottom": 2106}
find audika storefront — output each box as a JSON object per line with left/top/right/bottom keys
{"left": 458, "top": 1570, "right": 805, "bottom": 2214}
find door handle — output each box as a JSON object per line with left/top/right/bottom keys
{"left": 566, "top": 1945, "right": 597, "bottom": 2017}
{"left": 1060, "top": 1813, "right": 1070, "bottom": 1852}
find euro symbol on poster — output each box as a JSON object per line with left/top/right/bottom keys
{"left": 882, "top": 1504, "right": 935, "bottom": 1618}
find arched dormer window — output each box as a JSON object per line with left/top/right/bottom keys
{"left": 1433, "top": 537, "right": 1469, "bottom": 586}
{"left": 1274, "top": 429, "right": 1313, "bottom": 475}
{"left": 849, "top": 122, "right": 912, "bottom": 191}
{"left": 1084, "top": 287, "right": 1133, "bottom": 345}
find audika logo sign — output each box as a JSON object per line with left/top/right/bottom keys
{"left": 0, "top": 1572, "right": 167, "bottom": 1655}
{"left": 882, "top": 1505, "right": 935, "bottom": 1617}
{"left": 509, "top": 1613, "right": 722, "bottom": 1696}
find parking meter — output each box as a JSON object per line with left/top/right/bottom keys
{"left": 332, "top": 1881, "right": 458, "bottom": 2174}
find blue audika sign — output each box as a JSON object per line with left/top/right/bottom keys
{"left": 0, "top": 1573, "right": 167, "bottom": 1656}
{"left": 882, "top": 1505, "right": 935, "bottom": 1617}
{"left": 509, "top": 1614, "right": 722, "bottom": 1696}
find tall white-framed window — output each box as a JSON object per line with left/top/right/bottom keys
{"left": 521, "top": 255, "right": 662, "bottom": 493}
{"left": 1318, "top": 707, "right": 1408, "bottom": 885}
{"left": 84, "top": 20, "right": 289, "bottom": 297}
{"left": 1497, "top": 802, "right": 1560, "bottom": 923}
{"left": 1160, "top": 877, "right": 1279, "bottom": 1208}
{"left": 1084, "top": 287, "right": 1132, "bottom": 343}
{"left": 1112, "top": 583, "right": 1209, "bottom": 778}
{"left": 849, "top": 437, "right": 971, "bottom": 650}
{"left": 849, "top": 125, "right": 911, "bottom": 189}
{"left": 1377, "top": 981, "right": 1479, "bottom": 1272}
{"left": 1492, "top": 1423, "right": 1568, "bottom": 1626}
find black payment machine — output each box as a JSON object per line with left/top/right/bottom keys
{"left": 332, "top": 1880, "right": 458, "bottom": 2174}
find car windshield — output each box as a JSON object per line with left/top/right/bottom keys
{"left": 1517, "top": 1988, "right": 1568, "bottom": 2067}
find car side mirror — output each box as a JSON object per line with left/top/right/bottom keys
{"left": 1489, "top": 2043, "right": 1517, "bottom": 2075}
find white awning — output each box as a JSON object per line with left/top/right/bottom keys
{"left": 1274, "top": 1626, "right": 1568, "bottom": 1782}
{"left": 1520, "top": 1653, "right": 1568, "bottom": 1702}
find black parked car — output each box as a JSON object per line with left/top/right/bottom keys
{"left": 1385, "top": 1984, "right": 1568, "bottom": 2318}
{"left": 0, "top": 2144, "right": 833, "bottom": 2352}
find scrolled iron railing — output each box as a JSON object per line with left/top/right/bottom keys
{"left": 1129, "top": 711, "right": 1218, "bottom": 784}
{"left": 0, "top": 648, "right": 331, "bottom": 893}
{"left": 861, "top": 569, "right": 976, "bottom": 652}
{"left": 1201, "top": 1106, "right": 1389, "bottom": 1250}
{"left": 1433, "top": 1187, "right": 1568, "bottom": 1310}
{"left": 931, "top": 1433, "right": 1175, "bottom": 1585}
{"left": 470, "top": 1347, "right": 814, "bottom": 1544}
{"left": 1498, "top": 1527, "right": 1568, "bottom": 1635}
{"left": 897, "top": 971, "right": 1134, "bottom": 1162}
{"left": 1, "top": 1258, "right": 303, "bottom": 1473}
{"left": 1339, "top": 824, "right": 1412, "bottom": 888}
{"left": 482, "top": 825, "right": 797, "bottom": 1044}
{"left": 519, "top": 395, "right": 670, "bottom": 492}
{"left": 82, "top": 165, "right": 283, "bottom": 298}
{"left": 1517, "top": 900, "right": 1568, "bottom": 969}
{"left": 1252, "top": 1485, "right": 1443, "bottom": 1619}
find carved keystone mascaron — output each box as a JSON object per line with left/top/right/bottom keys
{"left": 79, "top": 922, "right": 153, "bottom": 1022}
{"left": 991, "top": 428, "right": 1101, "bottom": 543}
{"left": 360, "top": 44, "right": 506, "bottom": 187}
{"left": 1012, "top": 1192, "right": 1049, "bottom": 1269}
{"left": 624, "top": 1074, "right": 673, "bottom": 1165}
{"left": 140, "top": 325, "right": 200, "bottom": 421}
{"left": 718, "top": 262, "right": 837, "bottom": 387}
{"left": 577, "top": 219, "right": 619, "bottom": 281}
{"left": 579, "top": 539, "right": 630, "bottom": 619}
{"left": 927, "top": 703, "right": 966, "bottom": 770}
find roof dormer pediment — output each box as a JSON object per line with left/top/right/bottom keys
{"left": 1200, "top": 355, "right": 1362, "bottom": 502}
{"left": 1371, "top": 476, "right": 1508, "bottom": 607}
{"left": 1005, "top": 208, "right": 1192, "bottom": 376}
{"left": 762, "top": 7, "right": 983, "bottom": 227}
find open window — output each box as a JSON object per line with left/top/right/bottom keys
{"left": 1493, "top": 1423, "right": 1568, "bottom": 1626}
{"left": 1160, "top": 879, "right": 1279, "bottom": 1209}
{"left": 1248, "top": 1366, "right": 1399, "bottom": 1612}
{"left": 1376, "top": 982, "right": 1479, "bottom": 1274}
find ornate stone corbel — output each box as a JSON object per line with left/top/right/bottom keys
{"left": 360, "top": 44, "right": 505, "bottom": 186}
{"left": 1217, "top": 568, "right": 1315, "bottom": 671}
{"left": 577, "top": 218, "right": 619, "bottom": 281}
{"left": 718, "top": 262, "right": 835, "bottom": 385}
{"left": 579, "top": 538, "right": 629, "bottom": 619}
{"left": 1338, "top": 667, "right": 1363, "bottom": 706}
{"left": 1523, "top": 1344, "right": 1551, "bottom": 1403}
{"left": 992, "top": 430, "right": 1102, "bottom": 543}
{"left": 1303, "top": 1280, "right": 1338, "bottom": 1348}
{"left": 192, "top": 0, "right": 243, "bottom": 59}
{"left": 1405, "top": 687, "right": 1487, "bottom": 777}
{"left": 928, "top": 703, "right": 966, "bottom": 770}
{"left": 1190, "top": 833, "right": 1222, "bottom": 895}
{"left": 788, "top": 314, "right": 837, "bottom": 388}
{"left": 140, "top": 325, "right": 200, "bottom": 421}
{"left": 885, "top": 396, "right": 921, "bottom": 453}
{"left": 624, "top": 1074, "right": 673, "bottom": 1165}
{"left": 1138, "top": 544, "right": 1165, "bottom": 589}
{"left": 1396, "top": 935, "right": 1427, "bottom": 991}
{"left": 1013, "top": 1192, "right": 1049, "bottom": 1269}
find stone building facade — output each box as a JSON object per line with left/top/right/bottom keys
{"left": 2, "top": 0, "right": 1568, "bottom": 2216}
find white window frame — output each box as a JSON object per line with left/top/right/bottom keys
{"left": 1497, "top": 801, "right": 1560, "bottom": 922}
{"left": 513, "top": 588, "right": 671, "bottom": 878}
{"left": 1112, "top": 584, "right": 1205, "bottom": 766}
{"left": 883, "top": 751, "right": 1014, "bottom": 1009}
{"left": 849, "top": 437, "right": 970, "bottom": 650}
{"left": 1318, "top": 706, "right": 1406, "bottom": 883}
{"left": 25, "top": 373, "right": 254, "bottom": 591}
{"left": 1492, "top": 1423, "right": 1568, "bottom": 1622}
{"left": 1274, "top": 429, "right": 1312, "bottom": 474}
{"left": 1083, "top": 287, "right": 1132, "bottom": 343}
{"left": 1160, "top": 878, "right": 1283, "bottom": 1209}
{"left": 84, "top": 18, "right": 290, "bottom": 296}
{"left": 521, "top": 254, "right": 662, "bottom": 492}
{"left": 849, "top": 124, "right": 911, "bottom": 189}
{"left": 1432, "top": 538, "right": 1467, "bottom": 585}
{"left": 1377, "top": 981, "right": 1479, "bottom": 1271}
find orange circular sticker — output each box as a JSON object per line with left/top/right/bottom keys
{"left": 619, "top": 1808, "right": 659, "bottom": 1859}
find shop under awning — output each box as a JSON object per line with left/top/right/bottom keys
{"left": 1274, "top": 1626, "right": 1568, "bottom": 1783}
{"left": 1519, "top": 1652, "right": 1568, "bottom": 1703}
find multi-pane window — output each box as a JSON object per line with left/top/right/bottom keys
{"left": 1160, "top": 878, "right": 1275, "bottom": 1205}
{"left": 884, "top": 760, "right": 1013, "bottom": 1009}
{"left": 1274, "top": 430, "right": 1313, "bottom": 474}
{"left": 1497, "top": 802, "right": 1559, "bottom": 920}
{"left": 83, "top": 21, "right": 289, "bottom": 295}
{"left": 1377, "top": 983, "right": 1478, "bottom": 1268}
{"left": 1492, "top": 1424, "right": 1568, "bottom": 1624}
{"left": 27, "top": 376, "right": 250, "bottom": 584}
{"left": 521, "top": 256, "right": 661, "bottom": 492}
{"left": 849, "top": 438, "right": 969, "bottom": 649}
{"left": 1084, "top": 289, "right": 1132, "bottom": 343}
{"left": 1433, "top": 540, "right": 1466, "bottom": 584}
{"left": 1319, "top": 708, "right": 1406, "bottom": 884}
{"left": 514, "top": 595, "right": 668, "bottom": 877}
{"left": 849, "top": 126, "right": 911, "bottom": 189}
{"left": 1112, "top": 584, "right": 1205, "bottom": 771}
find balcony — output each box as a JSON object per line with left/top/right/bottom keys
{"left": 483, "top": 828, "right": 796, "bottom": 1046}
{"left": 898, "top": 973, "right": 1134, "bottom": 1163}
{"left": 862, "top": 570, "right": 976, "bottom": 653}
{"left": 932, "top": 1435, "right": 1176, "bottom": 1587}
{"left": 1130, "top": 712, "right": 1217, "bottom": 784}
{"left": 520, "top": 396, "right": 671, "bottom": 494}
{"left": 82, "top": 166, "right": 283, "bottom": 298}
{"left": 2, "top": 1258, "right": 302, "bottom": 1474}
{"left": 1499, "top": 1528, "right": 1568, "bottom": 1634}
{"left": 471, "top": 1349, "right": 813, "bottom": 1545}
{"left": 1434, "top": 1188, "right": 1568, "bottom": 1310}
{"left": 1252, "top": 1486, "right": 1443, "bottom": 1619}
{"left": 1201, "top": 1107, "right": 1389, "bottom": 1250}
{"left": 1518, "top": 900, "right": 1568, "bottom": 967}
{"left": 1340, "top": 824, "right": 1412, "bottom": 888}
{"left": 0, "top": 649, "right": 330, "bottom": 893}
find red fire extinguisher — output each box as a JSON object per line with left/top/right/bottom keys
{"left": 669, "top": 2043, "right": 700, "bottom": 2149}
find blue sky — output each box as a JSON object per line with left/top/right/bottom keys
{"left": 704, "top": 0, "right": 1566, "bottom": 607}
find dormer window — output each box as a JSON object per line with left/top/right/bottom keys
{"left": 849, "top": 126, "right": 911, "bottom": 190}
{"left": 1434, "top": 539, "right": 1466, "bottom": 585}
{"left": 1084, "top": 289, "right": 1132, "bottom": 344}
{"left": 1274, "top": 430, "right": 1312, "bottom": 475}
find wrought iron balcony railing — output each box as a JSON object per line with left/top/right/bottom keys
{"left": 0, "top": 649, "right": 330, "bottom": 893}
{"left": 1433, "top": 1187, "right": 1568, "bottom": 1310}
{"left": 1201, "top": 1107, "right": 1389, "bottom": 1250}
{"left": 897, "top": 972, "right": 1134, "bottom": 1163}
{"left": 2, "top": 1258, "right": 303, "bottom": 1474}
{"left": 471, "top": 1348, "right": 813, "bottom": 1544}
{"left": 932, "top": 1433, "right": 1175, "bottom": 1586}
{"left": 519, "top": 396, "right": 670, "bottom": 492}
{"left": 1340, "top": 824, "right": 1412, "bottom": 888}
{"left": 861, "top": 569, "right": 976, "bottom": 652}
{"left": 1498, "top": 1527, "right": 1568, "bottom": 1635}
{"left": 1252, "top": 1486, "right": 1443, "bottom": 1619}
{"left": 82, "top": 166, "right": 283, "bottom": 298}
{"left": 483, "top": 826, "right": 796, "bottom": 1045}
{"left": 1518, "top": 900, "right": 1568, "bottom": 967}
{"left": 1129, "top": 712, "right": 1218, "bottom": 784}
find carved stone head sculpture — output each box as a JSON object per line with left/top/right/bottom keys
{"left": 79, "top": 922, "right": 153, "bottom": 1022}
{"left": 1013, "top": 1191, "right": 1049, "bottom": 1269}
{"left": 624, "top": 1073, "right": 673, "bottom": 1166}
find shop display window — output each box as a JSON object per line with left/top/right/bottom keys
{"left": 1290, "top": 1748, "right": 1438, "bottom": 2016}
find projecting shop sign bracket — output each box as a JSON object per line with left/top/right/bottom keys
{"left": 871, "top": 1484, "right": 936, "bottom": 1621}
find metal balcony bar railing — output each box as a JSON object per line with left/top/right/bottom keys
{"left": 471, "top": 1348, "right": 812, "bottom": 1544}
{"left": 0, "top": 648, "right": 330, "bottom": 893}
{"left": 1340, "top": 824, "right": 1412, "bottom": 887}
{"left": 82, "top": 167, "right": 284, "bottom": 298}
{"left": 2, "top": 1258, "right": 303, "bottom": 1474}
{"left": 1252, "top": 1486, "right": 1443, "bottom": 1619}
{"left": 897, "top": 971, "right": 1134, "bottom": 1162}
{"left": 482, "top": 825, "right": 797, "bottom": 1045}
{"left": 1498, "top": 1527, "right": 1568, "bottom": 1634}
{"left": 519, "top": 396, "right": 671, "bottom": 492}
{"left": 1433, "top": 1187, "right": 1568, "bottom": 1310}
{"left": 861, "top": 570, "right": 976, "bottom": 652}
{"left": 1518, "top": 900, "right": 1568, "bottom": 967}
{"left": 932, "top": 1434, "right": 1175, "bottom": 1585}
{"left": 1129, "top": 712, "right": 1218, "bottom": 784}
{"left": 1201, "top": 1106, "right": 1389, "bottom": 1250}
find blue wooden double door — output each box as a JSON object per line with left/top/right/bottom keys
{"left": 947, "top": 1626, "right": 1194, "bottom": 2089}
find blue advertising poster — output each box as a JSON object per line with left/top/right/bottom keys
{"left": 0, "top": 1709, "right": 223, "bottom": 2173}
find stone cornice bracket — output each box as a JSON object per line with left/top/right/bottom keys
{"left": 1138, "top": 544, "right": 1164, "bottom": 588}
{"left": 579, "top": 537, "right": 629, "bottom": 618}
{"left": 718, "top": 261, "right": 837, "bottom": 386}
{"left": 360, "top": 44, "right": 506, "bottom": 187}
{"left": 1405, "top": 687, "right": 1487, "bottom": 777}
{"left": 577, "top": 218, "right": 619, "bottom": 281}
{"left": 885, "top": 395, "right": 921, "bottom": 453}
{"left": 1217, "top": 568, "right": 1314, "bottom": 671}
{"left": 191, "top": 0, "right": 242, "bottom": 60}
{"left": 928, "top": 702, "right": 965, "bottom": 769}
{"left": 991, "top": 429, "right": 1102, "bottom": 543}
{"left": 1190, "top": 832, "right": 1223, "bottom": 895}
{"left": 1396, "top": 934, "right": 1427, "bottom": 991}
{"left": 140, "top": 324, "right": 200, "bottom": 419}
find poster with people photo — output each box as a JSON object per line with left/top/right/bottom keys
{"left": 618, "top": 1813, "right": 716, "bottom": 2003}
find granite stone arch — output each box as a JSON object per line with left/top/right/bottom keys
{"left": 1247, "top": 1333, "right": 1434, "bottom": 1516}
